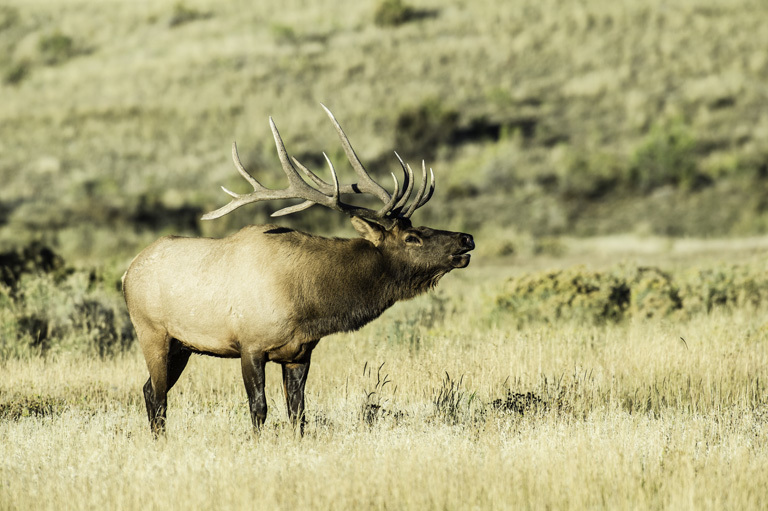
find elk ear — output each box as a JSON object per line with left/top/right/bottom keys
{"left": 351, "top": 216, "right": 385, "bottom": 246}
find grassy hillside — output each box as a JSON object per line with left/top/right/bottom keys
{"left": 1, "top": 0, "right": 768, "bottom": 269}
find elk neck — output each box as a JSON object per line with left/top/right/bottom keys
{"left": 278, "top": 233, "right": 438, "bottom": 339}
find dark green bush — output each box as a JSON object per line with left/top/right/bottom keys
{"left": 630, "top": 120, "right": 705, "bottom": 192}
{"left": 0, "top": 241, "right": 68, "bottom": 292}
{"left": 0, "top": 6, "right": 19, "bottom": 31}
{"left": 3, "top": 60, "right": 30, "bottom": 85}
{"left": 0, "top": 243, "right": 134, "bottom": 359}
{"left": 394, "top": 98, "right": 459, "bottom": 160}
{"left": 70, "top": 300, "right": 133, "bottom": 358}
{"left": 38, "top": 32, "right": 78, "bottom": 65}
{"left": 558, "top": 150, "right": 627, "bottom": 200}
{"left": 168, "top": 2, "right": 211, "bottom": 27}
{"left": 374, "top": 0, "right": 416, "bottom": 27}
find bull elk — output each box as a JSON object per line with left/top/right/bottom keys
{"left": 122, "top": 105, "right": 475, "bottom": 436}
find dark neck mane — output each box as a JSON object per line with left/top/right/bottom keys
{"left": 284, "top": 236, "right": 442, "bottom": 339}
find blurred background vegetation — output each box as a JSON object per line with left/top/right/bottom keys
{"left": 1, "top": 0, "right": 768, "bottom": 356}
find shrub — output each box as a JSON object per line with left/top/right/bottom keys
{"left": 0, "top": 273, "right": 134, "bottom": 359}
{"left": 557, "top": 149, "right": 627, "bottom": 200}
{"left": 168, "top": 2, "right": 211, "bottom": 27}
{"left": 629, "top": 267, "right": 683, "bottom": 318}
{"left": 0, "top": 6, "right": 19, "bottom": 31}
{"left": 37, "top": 32, "right": 78, "bottom": 65}
{"left": 0, "top": 242, "right": 68, "bottom": 292}
{"left": 490, "top": 390, "right": 544, "bottom": 416}
{"left": 630, "top": 120, "right": 706, "bottom": 192}
{"left": 69, "top": 300, "right": 133, "bottom": 357}
{"left": 394, "top": 98, "right": 459, "bottom": 160}
{"left": 495, "top": 266, "right": 631, "bottom": 325}
{"left": 270, "top": 23, "right": 297, "bottom": 45}
{"left": 374, "top": 0, "right": 416, "bottom": 27}
{"left": 495, "top": 262, "right": 768, "bottom": 325}
{"left": 3, "top": 60, "right": 30, "bottom": 85}
{"left": 0, "top": 244, "right": 134, "bottom": 358}
{"left": 679, "top": 266, "right": 768, "bottom": 314}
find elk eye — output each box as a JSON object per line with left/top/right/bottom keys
{"left": 405, "top": 235, "right": 421, "bottom": 245}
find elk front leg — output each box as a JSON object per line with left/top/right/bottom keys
{"left": 241, "top": 350, "right": 268, "bottom": 431}
{"left": 281, "top": 361, "right": 311, "bottom": 434}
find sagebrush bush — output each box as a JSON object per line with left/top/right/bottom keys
{"left": 0, "top": 243, "right": 134, "bottom": 359}
{"left": 0, "top": 272, "right": 133, "bottom": 358}
{"left": 630, "top": 120, "right": 704, "bottom": 192}
{"left": 394, "top": 98, "right": 459, "bottom": 160}
{"left": 496, "top": 262, "right": 768, "bottom": 325}
{"left": 37, "top": 32, "right": 78, "bottom": 65}
{"left": 556, "top": 149, "right": 627, "bottom": 200}
{"left": 3, "top": 60, "right": 29, "bottom": 85}
{"left": 168, "top": 2, "right": 211, "bottom": 27}
{"left": 373, "top": 0, "right": 416, "bottom": 27}
{"left": 629, "top": 267, "right": 683, "bottom": 319}
{"left": 495, "top": 266, "right": 631, "bottom": 325}
{"left": 0, "top": 5, "right": 19, "bottom": 31}
{"left": 680, "top": 265, "right": 768, "bottom": 313}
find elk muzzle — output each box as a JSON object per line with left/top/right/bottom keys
{"left": 450, "top": 233, "right": 475, "bottom": 268}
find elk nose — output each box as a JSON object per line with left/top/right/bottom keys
{"left": 460, "top": 234, "right": 475, "bottom": 250}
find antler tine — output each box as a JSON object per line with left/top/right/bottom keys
{"left": 292, "top": 156, "right": 332, "bottom": 190}
{"left": 231, "top": 142, "right": 264, "bottom": 190}
{"left": 417, "top": 167, "right": 436, "bottom": 209}
{"left": 376, "top": 173, "right": 401, "bottom": 217}
{"left": 269, "top": 118, "right": 316, "bottom": 190}
{"left": 270, "top": 199, "right": 316, "bottom": 217}
{"left": 272, "top": 152, "right": 341, "bottom": 217}
{"left": 200, "top": 142, "right": 268, "bottom": 220}
{"left": 202, "top": 119, "right": 334, "bottom": 220}
{"left": 320, "top": 103, "right": 392, "bottom": 204}
{"left": 403, "top": 160, "right": 435, "bottom": 218}
{"left": 392, "top": 151, "right": 414, "bottom": 212}
{"left": 322, "top": 152, "right": 341, "bottom": 201}
{"left": 291, "top": 156, "right": 362, "bottom": 196}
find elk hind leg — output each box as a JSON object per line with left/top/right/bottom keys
{"left": 142, "top": 335, "right": 191, "bottom": 437}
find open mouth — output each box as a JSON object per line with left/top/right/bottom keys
{"left": 449, "top": 248, "right": 473, "bottom": 268}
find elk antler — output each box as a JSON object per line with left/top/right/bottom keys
{"left": 201, "top": 104, "right": 435, "bottom": 227}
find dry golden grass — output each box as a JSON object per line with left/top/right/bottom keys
{"left": 2, "top": 244, "right": 768, "bottom": 510}
{"left": 2, "top": 1, "right": 768, "bottom": 506}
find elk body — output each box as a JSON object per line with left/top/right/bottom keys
{"left": 123, "top": 105, "right": 474, "bottom": 435}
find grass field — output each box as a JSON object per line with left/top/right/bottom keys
{"left": 2, "top": 0, "right": 768, "bottom": 509}
{"left": 3, "top": 241, "right": 768, "bottom": 510}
